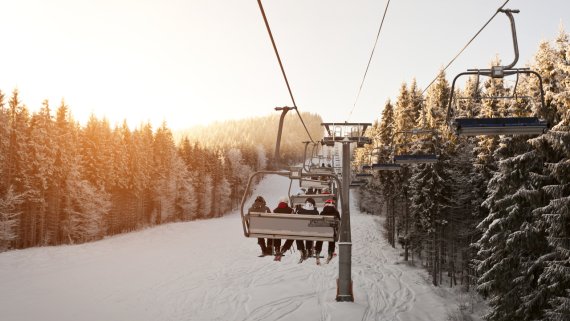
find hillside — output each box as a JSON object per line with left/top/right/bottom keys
{"left": 175, "top": 112, "right": 324, "bottom": 164}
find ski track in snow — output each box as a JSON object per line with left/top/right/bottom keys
{"left": 0, "top": 175, "right": 451, "bottom": 321}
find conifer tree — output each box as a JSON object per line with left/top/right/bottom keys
{"left": 0, "top": 187, "right": 23, "bottom": 251}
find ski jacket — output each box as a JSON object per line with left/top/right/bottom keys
{"left": 273, "top": 202, "right": 294, "bottom": 214}
{"left": 248, "top": 200, "right": 271, "bottom": 214}
{"left": 296, "top": 206, "right": 319, "bottom": 215}
{"left": 320, "top": 206, "right": 340, "bottom": 220}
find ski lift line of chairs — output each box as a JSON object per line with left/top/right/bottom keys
{"left": 392, "top": 129, "right": 439, "bottom": 165}
{"left": 349, "top": 179, "right": 367, "bottom": 188}
{"left": 359, "top": 148, "right": 402, "bottom": 171}
{"left": 372, "top": 163, "right": 401, "bottom": 171}
{"left": 446, "top": 9, "right": 549, "bottom": 136}
{"left": 240, "top": 169, "right": 343, "bottom": 242}
{"left": 321, "top": 122, "right": 373, "bottom": 147}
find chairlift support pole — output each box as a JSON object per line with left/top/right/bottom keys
{"left": 274, "top": 106, "right": 294, "bottom": 169}
{"left": 302, "top": 141, "right": 311, "bottom": 172}
{"left": 321, "top": 122, "right": 371, "bottom": 302}
{"left": 338, "top": 137, "right": 353, "bottom": 302}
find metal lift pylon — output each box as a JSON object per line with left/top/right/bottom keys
{"left": 321, "top": 122, "right": 372, "bottom": 302}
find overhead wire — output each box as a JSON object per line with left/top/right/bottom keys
{"left": 256, "top": 0, "right": 316, "bottom": 144}
{"left": 348, "top": 0, "right": 391, "bottom": 122}
{"left": 420, "top": 0, "right": 511, "bottom": 96}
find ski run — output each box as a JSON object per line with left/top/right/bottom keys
{"left": 0, "top": 174, "right": 481, "bottom": 321}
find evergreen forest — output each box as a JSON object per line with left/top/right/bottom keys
{"left": 0, "top": 92, "right": 321, "bottom": 252}
{"left": 354, "top": 29, "right": 570, "bottom": 321}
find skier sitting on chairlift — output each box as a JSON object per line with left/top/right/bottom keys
{"left": 273, "top": 197, "right": 304, "bottom": 262}
{"left": 295, "top": 197, "right": 319, "bottom": 262}
{"left": 247, "top": 196, "right": 273, "bottom": 257}
{"left": 314, "top": 198, "right": 340, "bottom": 264}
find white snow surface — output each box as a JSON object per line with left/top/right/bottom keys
{"left": 0, "top": 174, "right": 462, "bottom": 321}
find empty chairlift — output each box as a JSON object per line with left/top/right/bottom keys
{"left": 363, "top": 146, "right": 401, "bottom": 171}
{"left": 446, "top": 9, "right": 548, "bottom": 136}
{"left": 392, "top": 129, "right": 439, "bottom": 165}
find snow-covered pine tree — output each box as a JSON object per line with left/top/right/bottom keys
{"left": 7, "top": 90, "right": 33, "bottom": 248}
{"left": 525, "top": 29, "right": 570, "bottom": 321}
{"left": 0, "top": 90, "right": 8, "bottom": 194}
{"left": 475, "top": 68, "right": 554, "bottom": 319}
{"left": 25, "top": 100, "right": 57, "bottom": 245}
{"left": 407, "top": 70, "right": 453, "bottom": 285}
{"left": 152, "top": 122, "right": 178, "bottom": 223}
{"left": 132, "top": 123, "right": 154, "bottom": 226}
{"left": 0, "top": 187, "right": 23, "bottom": 251}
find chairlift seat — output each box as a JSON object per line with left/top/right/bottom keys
{"left": 394, "top": 154, "right": 438, "bottom": 164}
{"left": 372, "top": 163, "right": 401, "bottom": 171}
{"left": 290, "top": 194, "right": 337, "bottom": 208}
{"left": 355, "top": 173, "right": 373, "bottom": 178}
{"left": 300, "top": 179, "right": 331, "bottom": 189}
{"left": 452, "top": 117, "right": 548, "bottom": 136}
{"left": 308, "top": 167, "right": 335, "bottom": 175}
{"left": 247, "top": 212, "right": 337, "bottom": 241}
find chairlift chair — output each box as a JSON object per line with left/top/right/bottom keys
{"left": 446, "top": 9, "right": 548, "bottom": 136}
{"left": 240, "top": 168, "right": 343, "bottom": 242}
{"left": 349, "top": 180, "right": 366, "bottom": 188}
{"left": 372, "top": 163, "right": 401, "bottom": 171}
{"left": 392, "top": 129, "right": 439, "bottom": 164}
{"left": 321, "top": 122, "right": 373, "bottom": 147}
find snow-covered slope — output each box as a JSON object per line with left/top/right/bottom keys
{"left": 0, "top": 174, "right": 457, "bottom": 321}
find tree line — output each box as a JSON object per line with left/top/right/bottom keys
{"left": 0, "top": 92, "right": 322, "bottom": 252}
{"left": 177, "top": 111, "right": 324, "bottom": 166}
{"left": 355, "top": 29, "right": 570, "bottom": 321}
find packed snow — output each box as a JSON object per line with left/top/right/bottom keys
{"left": 0, "top": 174, "right": 472, "bottom": 321}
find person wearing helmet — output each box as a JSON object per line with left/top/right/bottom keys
{"left": 315, "top": 198, "right": 340, "bottom": 264}
{"left": 248, "top": 195, "right": 272, "bottom": 256}
{"left": 296, "top": 197, "right": 319, "bottom": 261}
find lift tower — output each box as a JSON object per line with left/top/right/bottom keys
{"left": 321, "top": 122, "right": 372, "bottom": 302}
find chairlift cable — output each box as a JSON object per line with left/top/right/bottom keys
{"left": 256, "top": 0, "right": 316, "bottom": 143}
{"left": 347, "top": 0, "right": 391, "bottom": 122}
{"left": 420, "top": 0, "right": 511, "bottom": 96}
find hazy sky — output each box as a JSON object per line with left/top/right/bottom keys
{"left": 1, "top": 0, "right": 568, "bottom": 131}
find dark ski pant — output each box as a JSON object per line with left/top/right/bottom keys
{"left": 267, "top": 239, "right": 281, "bottom": 253}
{"left": 315, "top": 241, "right": 335, "bottom": 256}
{"left": 258, "top": 238, "right": 267, "bottom": 253}
{"left": 279, "top": 239, "right": 305, "bottom": 253}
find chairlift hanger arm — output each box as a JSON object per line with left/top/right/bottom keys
{"left": 498, "top": 8, "right": 520, "bottom": 69}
